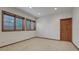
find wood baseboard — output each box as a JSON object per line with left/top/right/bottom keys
{"left": 0, "top": 36, "right": 79, "bottom": 51}
{"left": 71, "top": 42, "right": 79, "bottom": 51}
{"left": 36, "top": 36, "right": 79, "bottom": 51}
{"left": 35, "top": 36, "right": 60, "bottom": 41}
{"left": 0, "top": 37, "right": 35, "bottom": 48}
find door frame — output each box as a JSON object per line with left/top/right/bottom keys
{"left": 60, "top": 18, "right": 72, "bottom": 41}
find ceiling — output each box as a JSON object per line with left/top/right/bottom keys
{"left": 17, "top": 7, "right": 73, "bottom": 18}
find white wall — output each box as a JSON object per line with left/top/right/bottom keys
{"left": 0, "top": 7, "right": 36, "bottom": 47}
{"left": 36, "top": 12, "right": 72, "bottom": 40}
{"left": 1, "top": 7, "right": 79, "bottom": 49}
{"left": 72, "top": 7, "right": 79, "bottom": 48}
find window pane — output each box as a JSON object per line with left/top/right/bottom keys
{"left": 16, "top": 18, "right": 22, "bottom": 30}
{"left": 4, "top": 15, "right": 14, "bottom": 30}
{"left": 26, "top": 20, "right": 31, "bottom": 30}
{"left": 31, "top": 21, "right": 35, "bottom": 30}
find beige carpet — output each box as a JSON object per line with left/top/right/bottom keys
{"left": 0, "top": 38, "right": 78, "bottom": 51}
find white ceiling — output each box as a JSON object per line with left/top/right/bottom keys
{"left": 17, "top": 7, "right": 73, "bottom": 18}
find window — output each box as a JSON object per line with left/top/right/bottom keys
{"left": 2, "top": 11, "right": 25, "bottom": 32}
{"left": 31, "top": 21, "right": 36, "bottom": 30}
{"left": 26, "top": 19, "right": 31, "bottom": 30}
{"left": 2, "top": 11, "right": 15, "bottom": 31}
{"left": 2, "top": 10, "right": 36, "bottom": 32}
{"left": 4, "top": 14, "right": 14, "bottom": 31}
{"left": 16, "top": 18, "right": 23, "bottom": 30}
{"left": 26, "top": 19, "right": 36, "bottom": 31}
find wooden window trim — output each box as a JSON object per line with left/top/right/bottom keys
{"left": 2, "top": 12, "right": 15, "bottom": 32}
{"left": 2, "top": 10, "right": 36, "bottom": 32}
{"left": 16, "top": 18, "right": 25, "bottom": 31}
{"left": 2, "top": 10, "right": 25, "bottom": 19}
{"left": 26, "top": 19, "right": 31, "bottom": 31}
{"left": 2, "top": 10, "right": 25, "bottom": 32}
{"left": 26, "top": 19, "right": 36, "bottom": 31}
{"left": 31, "top": 20, "right": 36, "bottom": 31}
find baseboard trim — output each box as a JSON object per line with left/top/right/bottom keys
{"left": 0, "top": 37, "right": 35, "bottom": 48}
{"left": 35, "top": 36, "right": 60, "bottom": 41}
{"left": 0, "top": 36, "right": 79, "bottom": 51}
{"left": 71, "top": 42, "right": 79, "bottom": 51}
{"left": 36, "top": 36, "right": 79, "bottom": 51}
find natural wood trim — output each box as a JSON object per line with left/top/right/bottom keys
{"left": 36, "top": 37, "right": 79, "bottom": 51}
{"left": 26, "top": 18, "right": 36, "bottom": 31}
{"left": 2, "top": 11, "right": 4, "bottom": 32}
{"left": 22, "top": 19, "right": 25, "bottom": 31}
{"left": 0, "top": 37, "right": 36, "bottom": 48}
{"left": 2, "top": 10, "right": 36, "bottom": 32}
{"left": 60, "top": 18, "right": 72, "bottom": 20}
{"left": 15, "top": 18, "right": 25, "bottom": 31}
{"left": 0, "top": 37, "right": 78, "bottom": 51}
{"left": 2, "top": 10, "right": 25, "bottom": 19}
{"left": 2, "top": 10, "right": 25, "bottom": 32}
{"left": 26, "top": 19, "right": 31, "bottom": 31}
{"left": 14, "top": 16, "right": 16, "bottom": 31}
{"left": 35, "top": 37, "right": 60, "bottom": 41}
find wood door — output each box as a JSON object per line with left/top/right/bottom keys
{"left": 60, "top": 18, "right": 72, "bottom": 41}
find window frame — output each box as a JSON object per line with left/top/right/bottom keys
{"left": 26, "top": 19, "right": 31, "bottom": 31}
{"left": 16, "top": 17, "right": 24, "bottom": 31}
{"left": 26, "top": 19, "right": 36, "bottom": 31}
{"left": 2, "top": 10, "right": 25, "bottom": 32}
{"left": 30, "top": 20, "right": 36, "bottom": 31}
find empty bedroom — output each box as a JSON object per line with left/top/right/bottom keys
{"left": 0, "top": 7, "right": 79, "bottom": 51}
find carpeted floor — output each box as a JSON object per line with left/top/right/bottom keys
{"left": 0, "top": 38, "right": 78, "bottom": 51}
